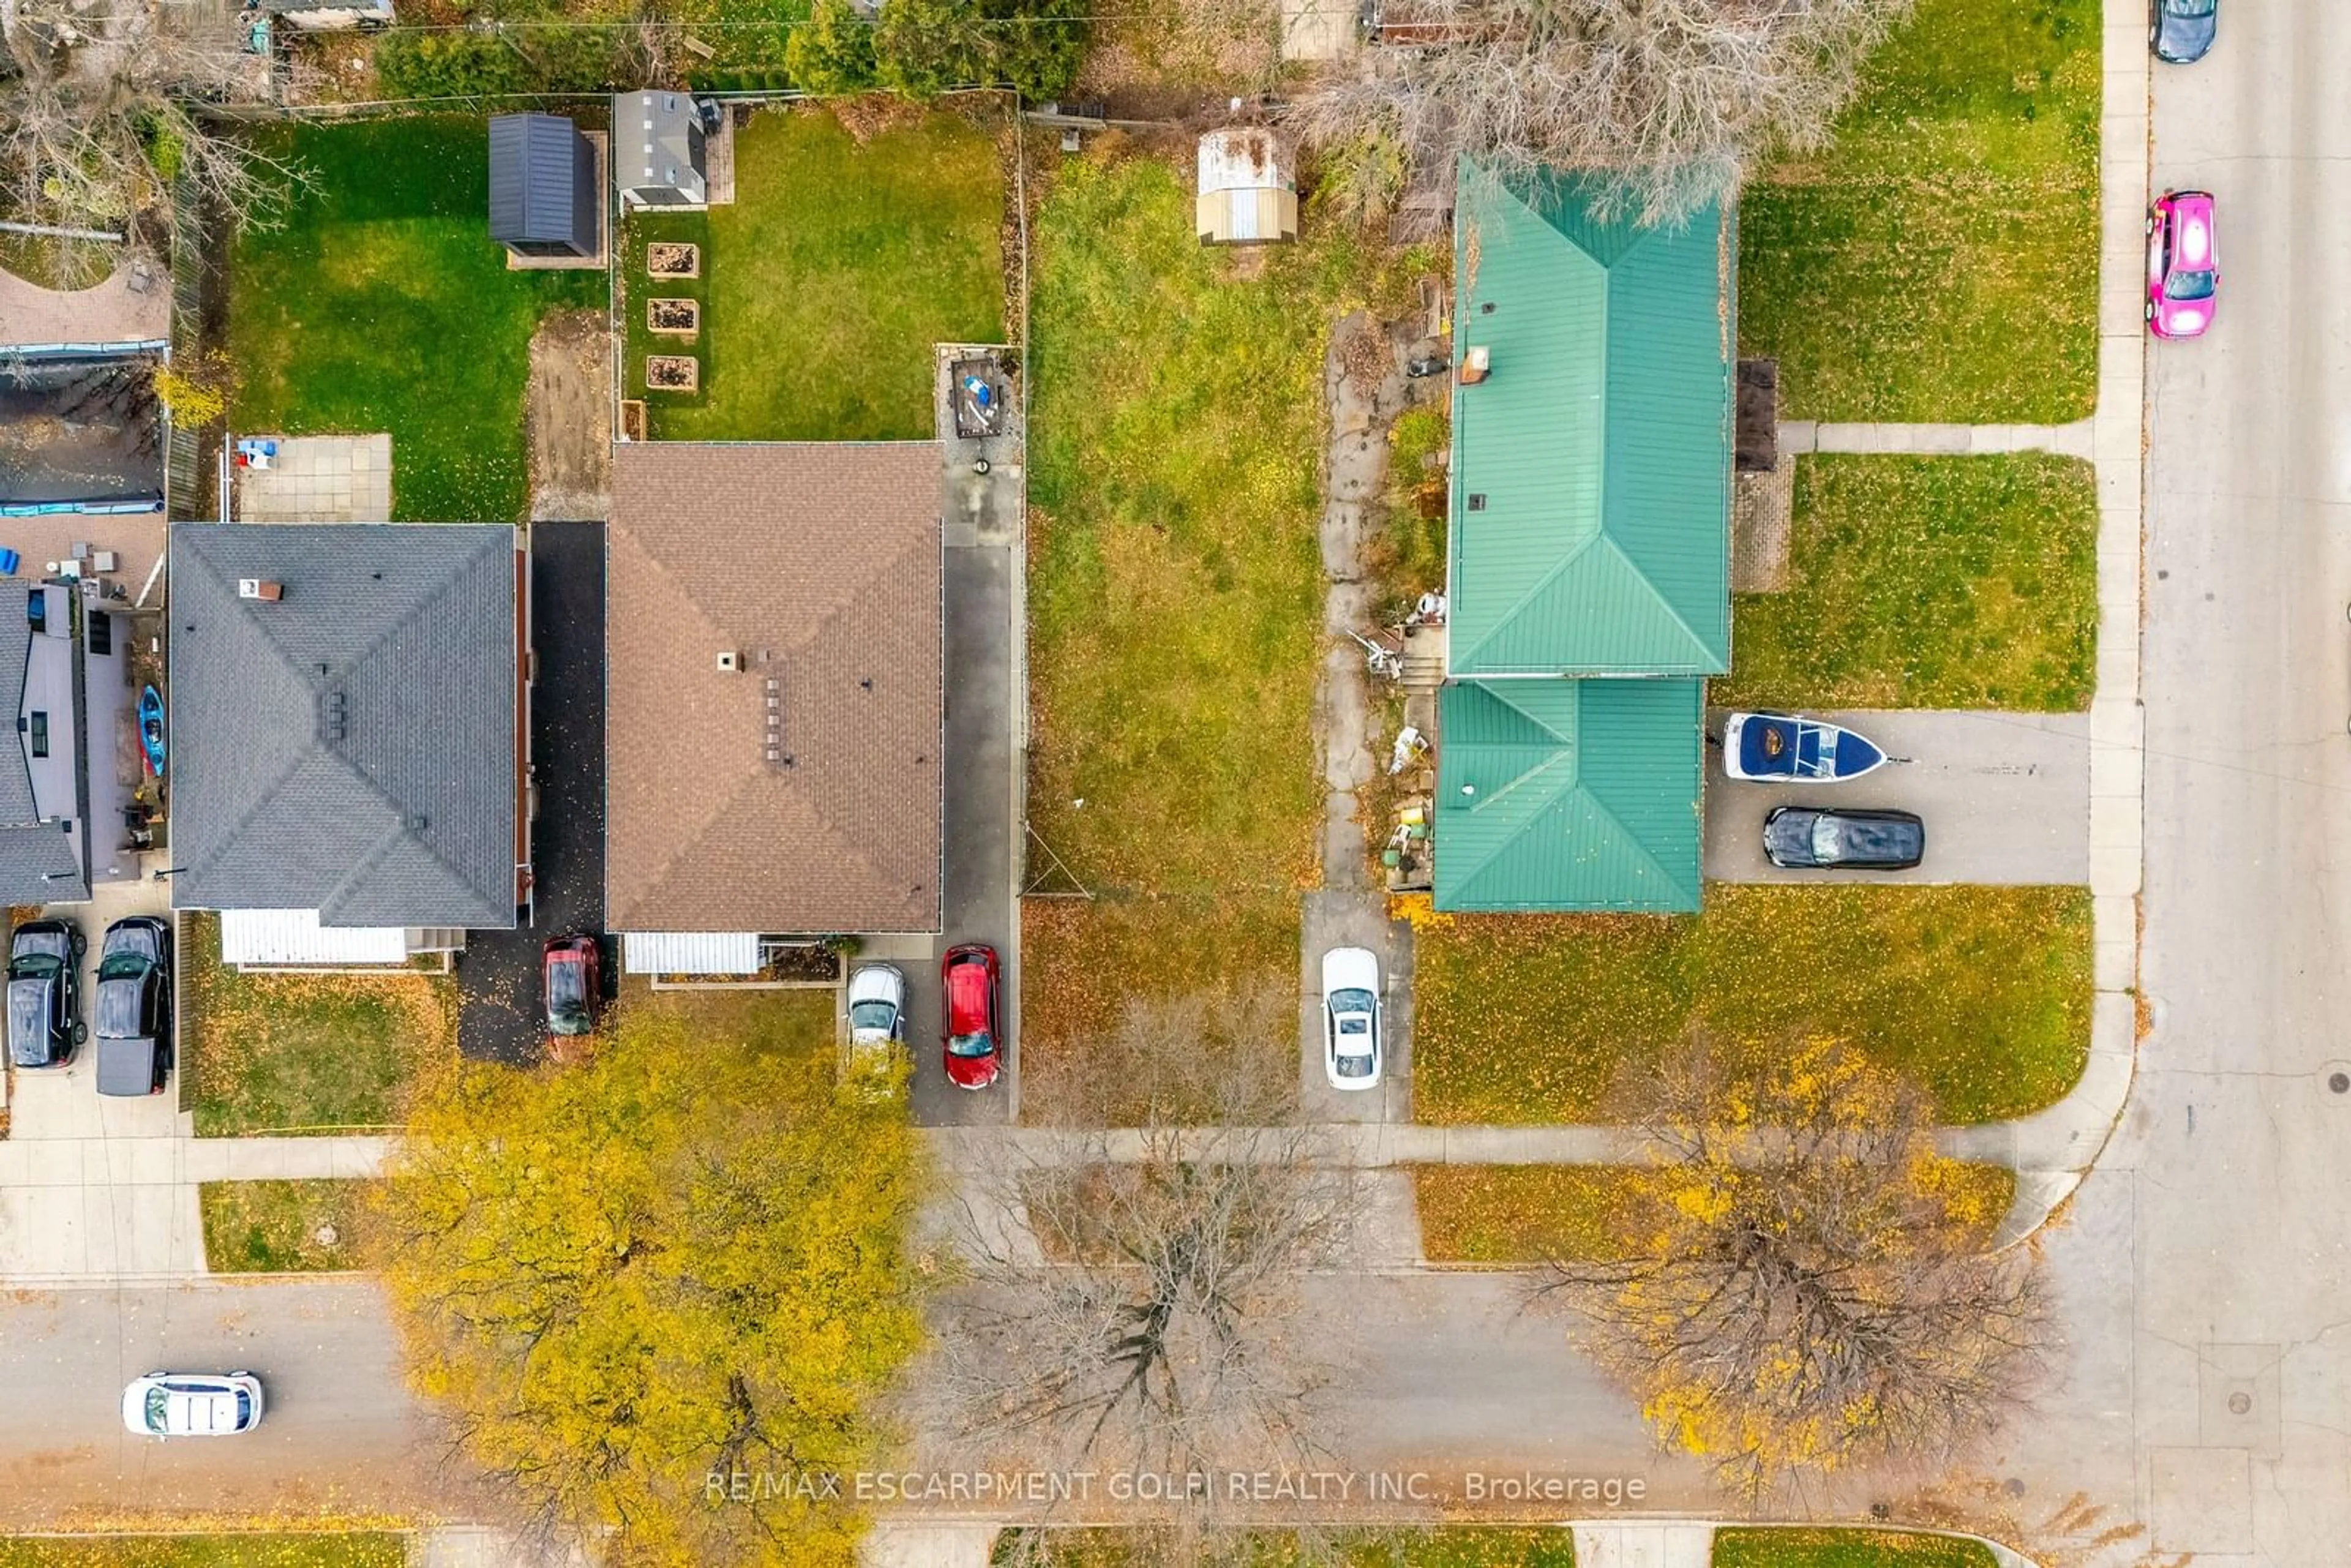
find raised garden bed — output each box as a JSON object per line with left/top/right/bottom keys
{"left": 645, "top": 355, "right": 699, "bottom": 393}
{"left": 647, "top": 241, "right": 700, "bottom": 279}
{"left": 620, "top": 399, "right": 647, "bottom": 441}
{"left": 647, "top": 298, "right": 700, "bottom": 336}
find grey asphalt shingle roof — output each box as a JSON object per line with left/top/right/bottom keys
{"left": 168, "top": 525, "right": 520, "bottom": 929}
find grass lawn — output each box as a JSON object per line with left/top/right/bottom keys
{"left": 1412, "top": 886, "right": 2093, "bottom": 1126}
{"left": 0, "top": 1538, "right": 408, "bottom": 1568}
{"left": 199, "top": 1179, "right": 375, "bottom": 1272}
{"left": 180, "top": 913, "right": 457, "bottom": 1137}
{"left": 1414, "top": 1163, "right": 2017, "bottom": 1265}
{"left": 1717, "top": 454, "right": 2098, "bottom": 711}
{"left": 628, "top": 104, "right": 1003, "bottom": 441}
{"left": 996, "top": 1529, "right": 1575, "bottom": 1566}
{"left": 1738, "top": 0, "right": 2099, "bottom": 421}
{"left": 1712, "top": 1529, "right": 1995, "bottom": 1568}
{"left": 226, "top": 114, "right": 606, "bottom": 522}
{"left": 1022, "top": 152, "right": 1436, "bottom": 1117}
{"left": 624, "top": 979, "right": 837, "bottom": 1063}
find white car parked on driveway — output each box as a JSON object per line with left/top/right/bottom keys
{"left": 122, "top": 1372, "right": 265, "bottom": 1436}
{"left": 844, "top": 963, "right": 909, "bottom": 1093}
{"left": 1320, "top": 946, "right": 1383, "bottom": 1092}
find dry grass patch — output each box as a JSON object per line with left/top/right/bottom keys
{"left": 200, "top": 1178, "right": 377, "bottom": 1272}
{"left": 1415, "top": 1161, "right": 2017, "bottom": 1265}
{"left": 180, "top": 913, "right": 456, "bottom": 1137}
{"left": 1411, "top": 887, "right": 2093, "bottom": 1127}
{"left": 1019, "top": 894, "right": 1299, "bottom": 1125}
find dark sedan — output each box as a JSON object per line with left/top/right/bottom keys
{"left": 7, "top": 918, "right": 84, "bottom": 1069}
{"left": 95, "top": 916, "right": 172, "bottom": 1097}
{"left": 1763, "top": 807, "right": 1926, "bottom": 871}
{"left": 2151, "top": 0, "right": 2216, "bottom": 63}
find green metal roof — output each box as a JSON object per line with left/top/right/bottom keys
{"left": 1433, "top": 677, "right": 1704, "bottom": 913}
{"left": 1447, "top": 165, "right": 1733, "bottom": 678}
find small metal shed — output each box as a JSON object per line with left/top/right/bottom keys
{"left": 1196, "top": 127, "right": 1299, "bottom": 245}
{"left": 488, "top": 113, "right": 599, "bottom": 260}
{"left": 617, "top": 91, "right": 709, "bottom": 211}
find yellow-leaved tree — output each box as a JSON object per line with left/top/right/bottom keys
{"left": 378, "top": 1004, "right": 923, "bottom": 1567}
{"left": 1540, "top": 1037, "right": 2049, "bottom": 1499}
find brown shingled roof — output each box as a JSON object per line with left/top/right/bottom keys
{"left": 606, "top": 442, "right": 943, "bottom": 934}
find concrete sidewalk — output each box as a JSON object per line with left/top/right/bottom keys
{"left": 1780, "top": 419, "right": 2096, "bottom": 459}
{"left": 1702, "top": 710, "right": 2091, "bottom": 887}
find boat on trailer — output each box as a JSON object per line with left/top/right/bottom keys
{"left": 1720, "top": 711, "right": 1888, "bottom": 783}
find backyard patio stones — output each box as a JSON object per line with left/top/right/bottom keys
{"left": 234, "top": 433, "right": 392, "bottom": 523}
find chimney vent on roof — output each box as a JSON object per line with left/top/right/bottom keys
{"left": 716, "top": 650, "right": 741, "bottom": 673}
{"left": 239, "top": 579, "right": 284, "bottom": 602}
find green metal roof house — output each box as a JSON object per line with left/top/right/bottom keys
{"left": 1433, "top": 164, "right": 1734, "bottom": 913}
{"left": 1434, "top": 678, "right": 1704, "bottom": 913}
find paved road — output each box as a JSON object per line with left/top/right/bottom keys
{"left": 456, "top": 521, "right": 607, "bottom": 1066}
{"left": 1701, "top": 710, "right": 2091, "bottom": 885}
{"left": 1997, "top": 8, "right": 2351, "bottom": 1561}
{"left": 0, "top": 1280, "right": 470, "bottom": 1527}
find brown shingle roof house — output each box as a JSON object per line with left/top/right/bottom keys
{"left": 606, "top": 441, "right": 943, "bottom": 936}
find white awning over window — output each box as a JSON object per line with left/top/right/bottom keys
{"left": 219, "top": 909, "right": 410, "bottom": 966}
{"left": 621, "top": 931, "right": 761, "bottom": 975}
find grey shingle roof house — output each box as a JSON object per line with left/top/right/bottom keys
{"left": 489, "top": 113, "right": 599, "bottom": 260}
{"left": 168, "top": 525, "right": 525, "bottom": 931}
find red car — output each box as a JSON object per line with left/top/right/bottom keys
{"left": 2147, "top": 190, "right": 2218, "bottom": 339}
{"left": 941, "top": 943, "right": 1002, "bottom": 1090}
{"left": 542, "top": 935, "right": 602, "bottom": 1043}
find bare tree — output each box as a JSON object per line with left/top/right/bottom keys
{"left": 925, "top": 983, "right": 1355, "bottom": 1553}
{"left": 1286, "top": 0, "right": 1915, "bottom": 227}
{"left": 1, "top": 0, "right": 302, "bottom": 281}
{"left": 1537, "top": 1037, "right": 2050, "bottom": 1500}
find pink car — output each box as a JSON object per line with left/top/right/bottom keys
{"left": 2147, "top": 190, "right": 2218, "bottom": 339}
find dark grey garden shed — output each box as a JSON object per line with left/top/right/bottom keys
{"left": 488, "top": 113, "right": 598, "bottom": 260}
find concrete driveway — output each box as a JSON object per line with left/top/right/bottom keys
{"left": 1296, "top": 890, "right": 1414, "bottom": 1125}
{"left": 455, "top": 521, "right": 606, "bottom": 1065}
{"left": 0, "top": 874, "right": 197, "bottom": 1280}
{"left": 0, "top": 1279, "right": 471, "bottom": 1528}
{"left": 1703, "top": 709, "right": 2091, "bottom": 885}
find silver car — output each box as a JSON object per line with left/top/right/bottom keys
{"left": 844, "top": 962, "right": 908, "bottom": 1093}
{"left": 121, "top": 1371, "right": 266, "bottom": 1436}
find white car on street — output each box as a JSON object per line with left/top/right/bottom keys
{"left": 121, "top": 1372, "right": 265, "bottom": 1437}
{"left": 844, "top": 962, "right": 909, "bottom": 1092}
{"left": 1320, "top": 946, "right": 1383, "bottom": 1091}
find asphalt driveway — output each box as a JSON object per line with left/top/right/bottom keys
{"left": 455, "top": 521, "right": 606, "bottom": 1065}
{"left": 907, "top": 354, "right": 1021, "bottom": 1127}
{"left": 1702, "top": 708, "right": 2092, "bottom": 885}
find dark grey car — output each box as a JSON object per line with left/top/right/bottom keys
{"left": 7, "top": 918, "right": 84, "bottom": 1068}
{"left": 95, "top": 916, "right": 171, "bottom": 1097}
{"left": 1763, "top": 807, "right": 1926, "bottom": 871}
{"left": 2151, "top": 0, "right": 2216, "bottom": 64}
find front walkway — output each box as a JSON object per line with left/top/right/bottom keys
{"left": 1780, "top": 419, "right": 2096, "bottom": 459}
